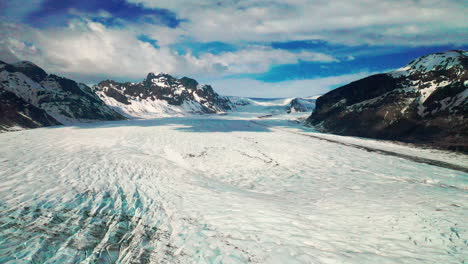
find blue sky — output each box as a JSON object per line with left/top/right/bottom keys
{"left": 0, "top": 0, "right": 467, "bottom": 97}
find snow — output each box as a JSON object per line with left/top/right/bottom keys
{"left": 306, "top": 95, "right": 322, "bottom": 100}
{"left": 192, "top": 92, "right": 203, "bottom": 104}
{"left": 95, "top": 77, "right": 230, "bottom": 118}
{"left": 230, "top": 97, "right": 316, "bottom": 116}
{"left": 98, "top": 94, "right": 194, "bottom": 118}
{"left": 151, "top": 78, "right": 170, "bottom": 88}
{"left": 390, "top": 50, "right": 466, "bottom": 77}
{"left": 17, "top": 112, "right": 42, "bottom": 126}
{"left": 0, "top": 125, "right": 24, "bottom": 132}
{"left": 288, "top": 98, "right": 315, "bottom": 113}
{"left": 0, "top": 71, "right": 74, "bottom": 124}
{"left": 384, "top": 55, "right": 464, "bottom": 118}
{"left": 0, "top": 110, "right": 466, "bottom": 263}
{"left": 0, "top": 71, "right": 81, "bottom": 123}
{"left": 149, "top": 71, "right": 169, "bottom": 77}
{"left": 452, "top": 89, "right": 468, "bottom": 108}
{"left": 97, "top": 91, "right": 316, "bottom": 119}
{"left": 0, "top": 67, "right": 121, "bottom": 126}
{"left": 417, "top": 81, "right": 440, "bottom": 116}
{"left": 0, "top": 71, "right": 45, "bottom": 105}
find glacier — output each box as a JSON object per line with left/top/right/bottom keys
{"left": 0, "top": 107, "right": 467, "bottom": 263}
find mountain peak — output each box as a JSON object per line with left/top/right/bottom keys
{"left": 94, "top": 72, "right": 233, "bottom": 118}
{"left": 12, "top": 61, "right": 41, "bottom": 68}
{"left": 7, "top": 61, "right": 48, "bottom": 82}
{"left": 145, "top": 72, "right": 178, "bottom": 88}
{"left": 146, "top": 72, "right": 171, "bottom": 79}
{"left": 392, "top": 50, "right": 467, "bottom": 77}
{"left": 309, "top": 49, "right": 467, "bottom": 152}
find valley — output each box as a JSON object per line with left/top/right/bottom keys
{"left": 1, "top": 1, "right": 467, "bottom": 263}
{"left": 0, "top": 108, "right": 466, "bottom": 263}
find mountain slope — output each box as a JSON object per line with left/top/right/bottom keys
{"left": 0, "top": 61, "right": 125, "bottom": 131}
{"left": 94, "top": 73, "right": 232, "bottom": 118}
{"left": 307, "top": 50, "right": 468, "bottom": 152}
{"left": 0, "top": 87, "right": 61, "bottom": 131}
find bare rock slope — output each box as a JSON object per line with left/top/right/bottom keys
{"left": 307, "top": 50, "right": 468, "bottom": 152}
{"left": 0, "top": 61, "right": 125, "bottom": 131}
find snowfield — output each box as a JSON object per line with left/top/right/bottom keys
{"left": 0, "top": 110, "right": 467, "bottom": 263}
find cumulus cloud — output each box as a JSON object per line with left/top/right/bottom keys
{"left": 0, "top": 0, "right": 466, "bottom": 96}
{"left": 127, "top": 0, "right": 468, "bottom": 46}
{"left": 183, "top": 46, "right": 337, "bottom": 75}
{"left": 0, "top": 20, "right": 178, "bottom": 81}
{"left": 0, "top": 19, "right": 337, "bottom": 83}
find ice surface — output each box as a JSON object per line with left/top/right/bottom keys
{"left": 0, "top": 111, "right": 466, "bottom": 263}
{"left": 229, "top": 97, "right": 310, "bottom": 116}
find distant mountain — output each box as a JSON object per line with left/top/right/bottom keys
{"left": 94, "top": 73, "right": 232, "bottom": 118}
{"left": 228, "top": 96, "right": 318, "bottom": 114}
{"left": 307, "top": 50, "right": 468, "bottom": 152}
{"left": 0, "top": 61, "right": 125, "bottom": 131}
{"left": 0, "top": 59, "right": 318, "bottom": 132}
{"left": 287, "top": 98, "right": 316, "bottom": 113}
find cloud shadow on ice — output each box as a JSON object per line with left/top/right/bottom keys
{"left": 61, "top": 116, "right": 275, "bottom": 133}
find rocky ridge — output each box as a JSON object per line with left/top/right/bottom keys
{"left": 94, "top": 73, "right": 232, "bottom": 118}
{"left": 0, "top": 61, "right": 125, "bottom": 131}
{"left": 307, "top": 50, "right": 468, "bottom": 152}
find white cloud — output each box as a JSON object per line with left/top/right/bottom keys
{"left": 0, "top": 20, "right": 179, "bottom": 81}
{"left": 0, "top": 19, "right": 336, "bottom": 82}
{"left": 206, "top": 71, "right": 380, "bottom": 98}
{"left": 0, "top": 0, "right": 466, "bottom": 97}
{"left": 127, "top": 0, "right": 468, "bottom": 46}
{"left": 183, "top": 46, "right": 337, "bottom": 75}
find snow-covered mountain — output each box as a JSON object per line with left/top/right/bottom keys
{"left": 307, "top": 50, "right": 468, "bottom": 152}
{"left": 94, "top": 73, "right": 233, "bottom": 118}
{"left": 0, "top": 59, "right": 317, "bottom": 131}
{"left": 0, "top": 87, "right": 61, "bottom": 131}
{"left": 287, "top": 97, "right": 316, "bottom": 113}
{"left": 0, "top": 61, "right": 125, "bottom": 131}
{"left": 229, "top": 96, "right": 317, "bottom": 115}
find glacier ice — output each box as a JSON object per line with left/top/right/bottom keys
{"left": 0, "top": 112, "right": 466, "bottom": 263}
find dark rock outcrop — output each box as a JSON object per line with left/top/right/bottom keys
{"left": 0, "top": 60, "right": 125, "bottom": 131}
{"left": 0, "top": 87, "right": 61, "bottom": 131}
{"left": 307, "top": 50, "right": 468, "bottom": 152}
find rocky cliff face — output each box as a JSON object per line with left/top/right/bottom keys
{"left": 0, "top": 61, "right": 125, "bottom": 131}
{"left": 0, "top": 87, "right": 61, "bottom": 131}
{"left": 307, "top": 50, "right": 468, "bottom": 152}
{"left": 94, "top": 73, "right": 232, "bottom": 118}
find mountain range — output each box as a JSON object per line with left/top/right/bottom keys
{"left": 0, "top": 61, "right": 125, "bottom": 131}
{"left": 0, "top": 61, "right": 315, "bottom": 132}
{"left": 1, "top": 50, "right": 466, "bottom": 151}
{"left": 94, "top": 73, "right": 233, "bottom": 118}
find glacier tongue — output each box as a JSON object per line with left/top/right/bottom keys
{"left": 0, "top": 112, "right": 466, "bottom": 263}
